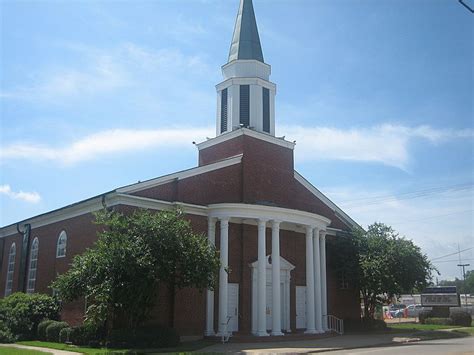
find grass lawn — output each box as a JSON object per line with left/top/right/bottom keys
{"left": 388, "top": 321, "right": 474, "bottom": 340}
{"left": 18, "top": 339, "right": 214, "bottom": 354}
{"left": 388, "top": 323, "right": 465, "bottom": 331}
{"left": 0, "top": 347, "right": 52, "bottom": 355}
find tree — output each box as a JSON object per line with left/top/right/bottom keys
{"left": 333, "top": 223, "right": 435, "bottom": 319}
{"left": 52, "top": 208, "right": 220, "bottom": 331}
{"left": 439, "top": 270, "right": 474, "bottom": 294}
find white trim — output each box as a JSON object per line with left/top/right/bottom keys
{"left": 197, "top": 128, "right": 295, "bottom": 151}
{"left": 216, "top": 77, "right": 276, "bottom": 92}
{"left": 56, "top": 230, "right": 67, "bottom": 258}
{"left": 0, "top": 194, "right": 208, "bottom": 238}
{"left": 208, "top": 203, "right": 330, "bottom": 229}
{"left": 117, "top": 154, "right": 243, "bottom": 194}
{"left": 294, "top": 172, "right": 359, "bottom": 229}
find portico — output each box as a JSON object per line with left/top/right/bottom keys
{"left": 205, "top": 203, "right": 331, "bottom": 337}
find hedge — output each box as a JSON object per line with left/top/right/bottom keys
{"left": 0, "top": 293, "right": 59, "bottom": 340}
{"left": 59, "top": 327, "right": 72, "bottom": 343}
{"left": 37, "top": 320, "right": 56, "bottom": 340}
{"left": 450, "top": 310, "right": 472, "bottom": 327}
{"left": 46, "top": 321, "right": 69, "bottom": 342}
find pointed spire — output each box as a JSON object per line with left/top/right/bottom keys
{"left": 228, "top": 0, "right": 264, "bottom": 63}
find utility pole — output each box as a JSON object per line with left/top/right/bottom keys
{"left": 457, "top": 263, "right": 470, "bottom": 308}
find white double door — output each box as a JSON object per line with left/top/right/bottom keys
{"left": 265, "top": 284, "right": 285, "bottom": 330}
{"left": 296, "top": 286, "right": 306, "bottom": 329}
{"left": 227, "top": 283, "right": 239, "bottom": 332}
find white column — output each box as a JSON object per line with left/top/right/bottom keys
{"left": 205, "top": 218, "right": 216, "bottom": 336}
{"left": 257, "top": 219, "right": 268, "bottom": 336}
{"left": 271, "top": 220, "right": 283, "bottom": 336}
{"left": 313, "top": 228, "right": 323, "bottom": 333}
{"left": 304, "top": 226, "right": 316, "bottom": 334}
{"left": 218, "top": 218, "right": 229, "bottom": 336}
{"left": 320, "top": 231, "right": 328, "bottom": 331}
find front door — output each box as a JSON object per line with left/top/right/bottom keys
{"left": 227, "top": 283, "right": 239, "bottom": 332}
{"left": 296, "top": 286, "right": 306, "bottom": 329}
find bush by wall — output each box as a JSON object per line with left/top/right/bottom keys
{"left": 37, "top": 320, "right": 56, "bottom": 340}
{"left": 108, "top": 326, "right": 179, "bottom": 348}
{"left": 59, "top": 327, "right": 72, "bottom": 343}
{"left": 46, "top": 321, "right": 69, "bottom": 342}
{"left": 418, "top": 310, "right": 433, "bottom": 324}
{"left": 0, "top": 321, "right": 16, "bottom": 343}
{"left": 68, "top": 324, "right": 98, "bottom": 346}
{"left": 424, "top": 317, "right": 453, "bottom": 325}
{"left": 450, "top": 310, "right": 472, "bottom": 327}
{"left": 0, "top": 293, "right": 59, "bottom": 340}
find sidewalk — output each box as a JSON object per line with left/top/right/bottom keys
{"left": 197, "top": 332, "right": 425, "bottom": 353}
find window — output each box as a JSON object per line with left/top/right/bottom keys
{"left": 56, "top": 231, "right": 67, "bottom": 258}
{"left": 4, "top": 243, "right": 16, "bottom": 297}
{"left": 220, "top": 88, "right": 228, "bottom": 133}
{"left": 26, "top": 238, "right": 39, "bottom": 293}
{"left": 262, "top": 87, "right": 270, "bottom": 133}
{"left": 339, "top": 271, "right": 350, "bottom": 290}
{"left": 240, "top": 85, "right": 250, "bottom": 127}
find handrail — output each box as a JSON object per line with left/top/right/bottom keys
{"left": 221, "top": 316, "right": 233, "bottom": 343}
{"left": 327, "top": 314, "right": 344, "bottom": 335}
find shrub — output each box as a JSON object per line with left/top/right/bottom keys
{"left": 46, "top": 321, "right": 69, "bottom": 342}
{"left": 0, "top": 320, "right": 16, "bottom": 343}
{"left": 424, "top": 317, "right": 453, "bottom": 325}
{"left": 69, "top": 324, "right": 98, "bottom": 346}
{"left": 108, "top": 326, "right": 179, "bottom": 348}
{"left": 37, "top": 319, "right": 56, "bottom": 340}
{"left": 0, "top": 293, "right": 59, "bottom": 340}
{"left": 418, "top": 310, "right": 432, "bottom": 324}
{"left": 450, "top": 310, "right": 472, "bottom": 327}
{"left": 59, "top": 327, "right": 72, "bottom": 343}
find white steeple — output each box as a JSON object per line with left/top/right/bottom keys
{"left": 216, "top": 0, "right": 276, "bottom": 137}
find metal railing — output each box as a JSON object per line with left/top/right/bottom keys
{"left": 327, "top": 314, "right": 344, "bottom": 335}
{"left": 220, "top": 316, "right": 233, "bottom": 343}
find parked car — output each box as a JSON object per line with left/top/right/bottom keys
{"left": 389, "top": 304, "right": 406, "bottom": 317}
{"left": 394, "top": 304, "right": 426, "bottom": 318}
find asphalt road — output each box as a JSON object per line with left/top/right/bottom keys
{"left": 327, "top": 336, "right": 474, "bottom": 354}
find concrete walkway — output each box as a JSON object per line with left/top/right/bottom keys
{"left": 0, "top": 343, "right": 78, "bottom": 355}
{"left": 197, "top": 333, "right": 425, "bottom": 353}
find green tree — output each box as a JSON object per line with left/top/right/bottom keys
{"left": 333, "top": 223, "right": 435, "bottom": 319}
{"left": 52, "top": 209, "right": 220, "bottom": 331}
{"left": 439, "top": 270, "right": 474, "bottom": 294}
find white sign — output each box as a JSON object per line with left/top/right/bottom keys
{"left": 421, "top": 293, "right": 460, "bottom": 307}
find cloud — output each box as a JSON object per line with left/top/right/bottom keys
{"left": 1, "top": 124, "right": 471, "bottom": 167}
{"left": 1, "top": 127, "right": 214, "bottom": 165}
{"left": 0, "top": 42, "right": 213, "bottom": 105}
{"left": 280, "top": 124, "right": 473, "bottom": 169}
{"left": 321, "top": 184, "right": 474, "bottom": 280}
{"left": 0, "top": 185, "right": 41, "bottom": 204}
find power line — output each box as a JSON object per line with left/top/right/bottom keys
{"left": 340, "top": 183, "right": 473, "bottom": 208}
{"left": 433, "top": 258, "right": 474, "bottom": 264}
{"left": 431, "top": 247, "right": 474, "bottom": 261}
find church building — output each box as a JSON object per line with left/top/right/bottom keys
{"left": 0, "top": 0, "right": 360, "bottom": 338}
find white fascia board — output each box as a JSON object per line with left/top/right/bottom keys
{"left": 117, "top": 154, "right": 243, "bottom": 194}
{"left": 0, "top": 193, "right": 208, "bottom": 238}
{"left": 216, "top": 78, "right": 276, "bottom": 92}
{"left": 208, "top": 203, "right": 331, "bottom": 229}
{"left": 196, "top": 128, "right": 295, "bottom": 151}
{"left": 294, "top": 171, "right": 360, "bottom": 229}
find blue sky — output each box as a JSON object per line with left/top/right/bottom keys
{"left": 1, "top": 0, "right": 473, "bottom": 280}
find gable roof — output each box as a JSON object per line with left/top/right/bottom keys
{"left": 294, "top": 171, "right": 360, "bottom": 229}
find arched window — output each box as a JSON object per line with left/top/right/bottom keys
{"left": 4, "top": 243, "right": 16, "bottom": 297}
{"left": 56, "top": 231, "right": 67, "bottom": 258}
{"left": 26, "top": 238, "right": 39, "bottom": 294}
